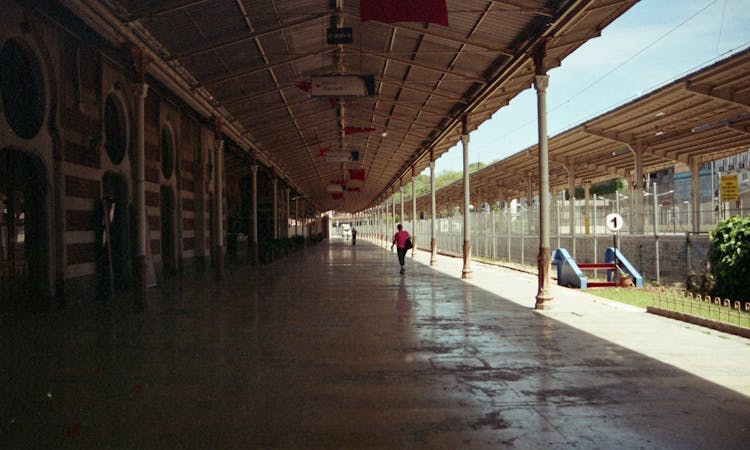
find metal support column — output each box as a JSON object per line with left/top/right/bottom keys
{"left": 533, "top": 41, "right": 552, "bottom": 309}
{"left": 272, "top": 177, "right": 278, "bottom": 240}
{"left": 691, "top": 157, "right": 701, "bottom": 233}
{"left": 400, "top": 183, "right": 405, "bottom": 227}
{"left": 412, "top": 168, "right": 417, "bottom": 256}
{"left": 584, "top": 181, "right": 591, "bottom": 235}
{"left": 251, "top": 164, "right": 259, "bottom": 265}
{"left": 284, "top": 186, "right": 289, "bottom": 238}
{"left": 392, "top": 193, "right": 396, "bottom": 234}
{"left": 430, "top": 156, "right": 437, "bottom": 265}
{"left": 568, "top": 165, "right": 576, "bottom": 257}
{"left": 653, "top": 183, "right": 661, "bottom": 285}
{"left": 631, "top": 144, "right": 645, "bottom": 234}
{"left": 214, "top": 137, "right": 225, "bottom": 280}
{"left": 461, "top": 116, "right": 472, "bottom": 279}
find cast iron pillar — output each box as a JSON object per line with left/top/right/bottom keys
{"left": 214, "top": 135, "right": 225, "bottom": 280}
{"left": 251, "top": 164, "right": 259, "bottom": 265}
{"left": 690, "top": 156, "right": 701, "bottom": 233}
{"left": 534, "top": 42, "right": 553, "bottom": 309}
{"left": 430, "top": 156, "right": 437, "bottom": 266}
{"left": 411, "top": 167, "right": 417, "bottom": 256}
{"left": 461, "top": 116, "right": 472, "bottom": 279}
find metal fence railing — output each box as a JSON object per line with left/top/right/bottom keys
{"left": 649, "top": 288, "right": 750, "bottom": 337}
{"left": 354, "top": 195, "right": 750, "bottom": 286}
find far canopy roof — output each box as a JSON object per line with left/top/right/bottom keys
{"left": 423, "top": 46, "right": 750, "bottom": 206}
{"left": 78, "top": 0, "right": 638, "bottom": 212}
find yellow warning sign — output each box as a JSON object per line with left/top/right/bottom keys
{"left": 720, "top": 175, "right": 739, "bottom": 201}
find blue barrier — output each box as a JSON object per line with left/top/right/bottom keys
{"left": 552, "top": 248, "right": 587, "bottom": 288}
{"left": 552, "top": 247, "right": 643, "bottom": 289}
{"left": 604, "top": 247, "right": 643, "bottom": 288}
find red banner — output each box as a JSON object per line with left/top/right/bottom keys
{"left": 295, "top": 80, "right": 311, "bottom": 92}
{"left": 344, "top": 126, "right": 375, "bottom": 135}
{"left": 360, "top": 0, "right": 448, "bottom": 26}
{"left": 348, "top": 168, "right": 366, "bottom": 181}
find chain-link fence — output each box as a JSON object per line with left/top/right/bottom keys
{"left": 358, "top": 193, "right": 750, "bottom": 286}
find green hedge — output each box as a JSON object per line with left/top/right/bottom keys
{"left": 709, "top": 215, "right": 750, "bottom": 305}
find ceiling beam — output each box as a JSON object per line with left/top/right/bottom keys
{"left": 232, "top": 95, "right": 316, "bottom": 118}
{"left": 124, "top": 0, "right": 211, "bottom": 22}
{"left": 377, "top": 78, "right": 466, "bottom": 102}
{"left": 352, "top": 47, "right": 486, "bottom": 83}
{"left": 489, "top": 1, "right": 554, "bottom": 17}
{"left": 201, "top": 47, "right": 335, "bottom": 86}
{"left": 727, "top": 122, "right": 750, "bottom": 135}
{"left": 220, "top": 83, "right": 296, "bottom": 107}
{"left": 582, "top": 126, "right": 638, "bottom": 146}
{"left": 350, "top": 97, "right": 449, "bottom": 119}
{"left": 354, "top": 15, "right": 515, "bottom": 55}
{"left": 684, "top": 82, "right": 750, "bottom": 108}
{"left": 168, "top": 13, "right": 330, "bottom": 60}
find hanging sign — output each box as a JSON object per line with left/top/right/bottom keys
{"left": 311, "top": 75, "right": 375, "bottom": 97}
{"left": 325, "top": 151, "right": 359, "bottom": 162}
{"left": 327, "top": 184, "right": 345, "bottom": 192}
{"left": 327, "top": 27, "right": 353, "bottom": 44}
{"left": 720, "top": 175, "right": 739, "bottom": 201}
{"left": 605, "top": 213, "right": 624, "bottom": 232}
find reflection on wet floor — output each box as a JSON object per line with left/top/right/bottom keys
{"left": 1, "top": 238, "right": 749, "bottom": 448}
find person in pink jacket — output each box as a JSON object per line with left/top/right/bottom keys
{"left": 390, "top": 223, "right": 411, "bottom": 274}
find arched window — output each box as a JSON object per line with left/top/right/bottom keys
{"left": 104, "top": 93, "right": 127, "bottom": 164}
{"left": 0, "top": 39, "right": 45, "bottom": 139}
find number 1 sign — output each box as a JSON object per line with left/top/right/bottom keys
{"left": 605, "top": 213, "right": 624, "bottom": 232}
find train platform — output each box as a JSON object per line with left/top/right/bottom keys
{"left": 1, "top": 237, "right": 749, "bottom": 448}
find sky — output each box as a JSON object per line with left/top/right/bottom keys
{"left": 431, "top": 0, "right": 750, "bottom": 176}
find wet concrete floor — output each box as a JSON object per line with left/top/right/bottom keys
{"left": 1, "top": 238, "right": 750, "bottom": 448}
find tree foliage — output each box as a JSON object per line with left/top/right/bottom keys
{"left": 708, "top": 215, "right": 750, "bottom": 304}
{"left": 402, "top": 164, "right": 486, "bottom": 200}
{"left": 572, "top": 178, "right": 625, "bottom": 199}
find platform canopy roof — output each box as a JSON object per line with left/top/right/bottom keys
{"left": 424, "top": 46, "right": 750, "bottom": 206}
{"left": 61, "top": 0, "right": 638, "bottom": 212}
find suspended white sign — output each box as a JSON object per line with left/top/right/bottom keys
{"left": 311, "top": 75, "right": 373, "bottom": 97}
{"left": 325, "top": 151, "right": 358, "bottom": 162}
{"left": 326, "top": 184, "right": 345, "bottom": 192}
{"left": 605, "top": 213, "right": 624, "bottom": 232}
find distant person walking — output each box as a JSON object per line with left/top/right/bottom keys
{"left": 351, "top": 227, "right": 357, "bottom": 245}
{"left": 391, "top": 223, "right": 411, "bottom": 274}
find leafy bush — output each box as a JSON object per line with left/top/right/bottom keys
{"left": 708, "top": 215, "right": 750, "bottom": 304}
